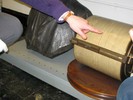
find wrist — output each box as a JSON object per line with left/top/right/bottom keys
{"left": 63, "top": 11, "right": 74, "bottom": 21}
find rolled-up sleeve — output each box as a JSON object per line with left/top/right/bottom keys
{"left": 21, "top": 0, "right": 70, "bottom": 22}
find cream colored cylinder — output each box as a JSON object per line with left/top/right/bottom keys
{"left": 74, "top": 16, "right": 132, "bottom": 80}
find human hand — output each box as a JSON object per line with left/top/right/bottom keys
{"left": 129, "top": 28, "right": 133, "bottom": 41}
{"left": 66, "top": 15, "right": 102, "bottom": 39}
{"left": 0, "top": 39, "right": 8, "bottom": 53}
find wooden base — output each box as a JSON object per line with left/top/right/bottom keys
{"left": 67, "top": 60, "right": 121, "bottom": 100}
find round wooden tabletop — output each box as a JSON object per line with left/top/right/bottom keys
{"left": 67, "top": 60, "right": 121, "bottom": 100}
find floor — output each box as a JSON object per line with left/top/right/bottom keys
{"left": 0, "top": 59, "right": 77, "bottom": 100}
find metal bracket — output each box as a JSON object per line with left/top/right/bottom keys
{"left": 72, "top": 38, "right": 133, "bottom": 64}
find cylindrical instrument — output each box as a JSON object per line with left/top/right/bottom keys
{"left": 72, "top": 15, "right": 133, "bottom": 81}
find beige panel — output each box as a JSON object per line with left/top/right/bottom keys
{"left": 2, "top": 0, "right": 31, "bottom": 14}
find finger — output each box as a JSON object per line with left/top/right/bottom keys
{"left": 82, "top": 29, "right": 89, "bottom": 34}
{"left": 77, "top": 29, "right": 87, "bottom": 39}
{"left": 129, "top": 29, "right": 133, "bottom": 41}
{"left": 88, "top": 25, "right": 102, "bottom": 34}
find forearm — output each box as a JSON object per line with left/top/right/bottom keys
{"left": 21, "top": 0, "right": 70, "bottom": 22}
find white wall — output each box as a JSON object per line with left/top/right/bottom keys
{"left": 77, "top": 0, "right": 133, "bottom": 25}
{"left": 2, "top": 0, "right": 133, "bottom": 25}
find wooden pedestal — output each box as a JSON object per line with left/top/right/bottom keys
{"left": 67, "top": 60, "right": 121, "bottom": 100}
